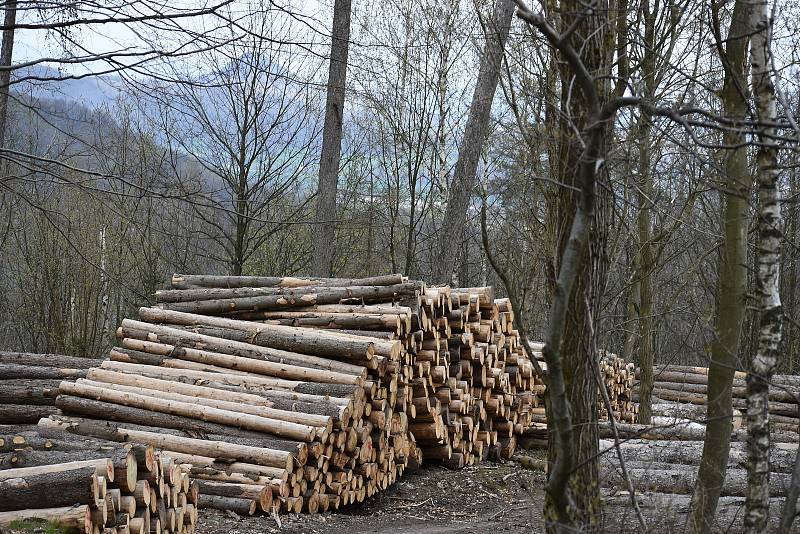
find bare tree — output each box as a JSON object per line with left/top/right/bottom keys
{"left": 0, "top": 0, "right": 16, "bottom": 147}
{"left": 690, "top": 0, "right": 753, "bottom": 530}
{"left": 431, "top": 0, "right": 514, "bottom": 284}
{"left": 744, "top": 1, "right": 783, "bottom": 529}
{"left": 311, "top": 0, "right": 352, "bottom": 277}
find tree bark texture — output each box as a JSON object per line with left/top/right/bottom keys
{"left": 311, "top": 0, "right": 352, "bottom": 277}
{"left": 691, "top": 1, "right": 752, "bottom": 530}
{"left": 745, "top": 2, "right": 783, "bottom": 531}
{"left": 431, "top": 0, "right": 514, "bottom": 284}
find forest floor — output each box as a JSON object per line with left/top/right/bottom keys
{"left": 197, "top": 452, "right": 548, "bottom": 534}
{"left": 195, "top": 448, "right": 696, "bottom": 534}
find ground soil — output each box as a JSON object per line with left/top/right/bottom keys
{"left": 197, "top": 455, "right": 548, "bottom": 534}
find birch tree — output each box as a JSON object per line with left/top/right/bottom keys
{"left": 744, "top": 0, "right": 783, "bottom": 530}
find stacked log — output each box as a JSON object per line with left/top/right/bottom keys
{"left": 632, "top": 364, "right": 799, "bottom": 433}
{"left": 43, "top": 273, "right": 554, "bottom": 516}
{"left": 524, "top": 345, "right": 637, "bottom": 425}
{"left": 0, "top": 352, "right": 103, "bottom": 424}
{"left": 0, "top": 424, "right": 196, "bottom": 533}
{"left": 153, "top": 277, "right": 543, "bottom": 469}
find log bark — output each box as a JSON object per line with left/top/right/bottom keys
{"left": 196, "top": 480, "right": 271, "bottom": 511}
{"left": 39, "top": 415, "right": 307, "bottom": 462}
{"left": 76, "top": 378, "right": 333, "bottom": 430}
{"left": 137, "top": 310, "right": 397, "bottom": 360}
{"left": 103, "top": 360, "right": 363, "bottom": 399}
{"left": 100, "top": 360, "right": 362, "bottom": 400}
{"left": 601, "top": 461, "right": 793, "bottom": 498}
{"left": 63, "top": 424, "right": 295, "bottom": 471}
{"left": 0, "top": 405, "right": 58, "bottom": 424}
{"left": 156, "top": 283, "right": 421, "bottom": 314}
{"left": 118, "top": 319, "right": 368, "bottom": 374}
{"left": 0, "top": 352, "right": 103, "bottom": 369}
{"left": 52, "top": 395, "right": 300, "bottom": 440}
{"left": 603, "top": 493, "right": 784, "bottom": 532}
{"left": 116, "top": 338, "right": 363, "bottom": 385}
{"left": 253, "top": 312, "right": 403, "bottom": 333}
{"left": 0, "top": 505, "right": 92, "bottom": 533}
{"left": 170, "top": 273, "right": 404, "bottom": 290}
{"left": 0, "top": 380, "right": 60, "bottom": 405}
{"left": 162, "top": 451, "right": 288, "bottom": 482}
{"left": 598, "top": 439, "right": 799, "bottom": 473}
{"left": 57, "top": 382, "right": 319, "bottom": 442}
{"left": 0, "top": 465, "right": 99, "bottom": 511}
{"left": 0, "top": 364, "right": 87, "bottom": 379}
{"left": 86, "top": 368, "right": 350, "bottom": 422}
{"left": 197, "top": 494, "right": 256, "bottom": 515}
{"left": 600, "top": 422, "right": 798, "bottom": 443}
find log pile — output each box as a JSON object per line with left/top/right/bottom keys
{"left": 0, "top": 352, "right": 103, "bottom": 424}
{"left": 45, "top": 273, "right": 550, "bottom": 515}
{"left": 525, "top": 345, "right": 637, "bottom": 425}
{"left": 0, "top": 424, "right": 197, "bottom": 533}
{"left": 632, "top": 364, "right": 799, "bottom": 433}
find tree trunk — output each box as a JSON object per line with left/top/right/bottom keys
{"left": 431, "top": 0, "right": 515, "bottom": 284}
{"left": 634, "top": 1, "right": 657, "bottom": 423}
{"left": 0, "top": 405, "right": 58, "bottom": 424}
{"left": 690, "top": 0, "right": 752, "bottom": 530}
{"left": 86, "top": 367, "right": 350, "bottom": 422}
{"left": 171, "top": 273, "right": 404, "bottom": 290}
{"left": 0, "top": 364, "right": 88, "bottom": 379}
{"left": 156, "top": 283, "right": 421, "bottom": 314}
{"left": 311, "top": 0, "right": 352, "bottom": 277}
{"left": 197, "top": 494, "right": 256, "bottom": 515}
{"left": 0, "top": 0, "right": 15, "bottom": 148}
{"left": 57, "top": 381, "right": 320, "bottom": 442}
{"left": 0, "top": 380, "right": 60, "bottom": 405}
{"left": 745, "top": 2, "right": 783, "bottom": 530}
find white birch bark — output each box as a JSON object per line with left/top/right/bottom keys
{"left": 744, "top": 1, "right": 783, "bottom": 531}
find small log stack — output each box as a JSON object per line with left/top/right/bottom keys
{"left": 0, "top": 424, "right": 197, "bottom": 533}
{"left": 632, "top": 364, "right": 800, "bottom": 433}
{"left": 525, "top": 345, "right": 638, "bottom": 425}
{"left": 0, "top": 352, "right": 103, "bottom": 424}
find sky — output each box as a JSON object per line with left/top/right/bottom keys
{"left": 12, "top": 0, "right": 332, "bottom": 75}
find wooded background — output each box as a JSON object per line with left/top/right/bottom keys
{"left": 1, "top": 0, "right": 797, "bottom": 379}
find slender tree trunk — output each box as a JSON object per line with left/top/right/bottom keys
{"left": 0, "top": 0, "right": 16, "bottom": 148}
{"left": 311, "top": 0, "right": 352, "bottom": 277}
{"left": 690, "top": 1, "right": 752, "bottom": 530}
{"left": 635, "top": 1, "right": 656, "bottom": 424}
{"left": 744, "top": 3, "right": 782, "bottom": 531}
{"left": 431, "top": 0, "right": 514, "bottom": 284}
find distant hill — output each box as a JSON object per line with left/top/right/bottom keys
{"left": 11, "top": 65, "right": 124, "bottom": 109}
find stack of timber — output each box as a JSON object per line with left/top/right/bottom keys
{"left": 160, "top": 277, "right": 540, "bottom": 466}
{"left": 0, "top": 424, "right": 197, "bottom": 533}
{"left": 596, "top": 420, "right": 796, "bottom": 530}
{"left": 0, "top": 352, "right": 103, "bottom": 424}
{"left": 632, "top": 364, "right": 799, "bottom": 433}
{"left": 46, "top": 273, "right": 551, "bottom": 517}
{"left": 524, "top": 344, "right": 638, "bottom": 427}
